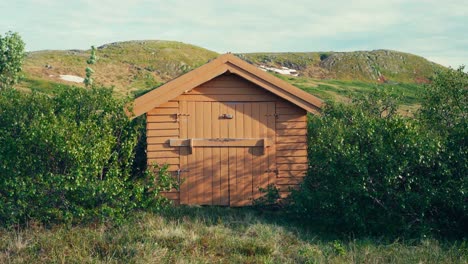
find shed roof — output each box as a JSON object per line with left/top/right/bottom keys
{"left": 131, "top": 53, "right": 323, "bottom": 117}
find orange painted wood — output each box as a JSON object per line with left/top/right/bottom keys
{"left": 175, "top": 94, "right": 278, "bottom": 102}
{"left": 201, "top": 78, "right": 258, "bottom": 88}
{"left": 189, "top": 87, "right": 268, "bottom": 95}
{"left": 242, "top": 103, "right": 253, "bottom": 206}
{"left": 179, "top": 100, "right": 189, "bottom": 205}
{"left": 276, "top": 101, "right": 297, "bottom": 108}
{"left": 276, "top": 177, "right": 303, "bottom": 185}
{"left": 277, "top": 149, "right": 308, "bottom": 157}
{"left": 147, "top": 122, "right": 179, "bottom": 130}
{"left": 227, "top": 103, "right": 236, "bottom": 206}
{"left": 186, "top": 101, "right": 196, "bottom": 204}
{"left": 147, "top": 108, "right": 178, "bottom": 115}
{"left": 276, "top": 114, "right": 307, "bottom": 122}
{"left": 276, "top": 135, "right": 307, "bottom": 143}
{"left": 276, "top": 129, "right": 304, "bottom": 136}
{"left": 147, "top": 115, "right": 177, "bottom": 123}
{"left": 147, "top": 151, "right": 179, "bottom": 158}
{"left": 194, "top": 102, "right": 204, "bottom": 204}
{"left": 203, "top": 102, "right": 213, "bottom": 205}
{"left": 277, "top": 156, "right": 308, "bottom": 164}
{"left": 147, "top": 137, "right": 170, "bottom": 144}
{"left": 212, "top": 102, "right": 221, "bottom": 205}
{"left": 276, "top": 143, "right": 307, "bottom": 151}
{"left": 169, "top": 138, "right": 270, "bottom": 147}
{"left": 232, "top": 103, "right": 244, "bottom": 206}
{"left": 276, "top": 122, "right": 307, "bottom": 129}
{"left": 278, "top": 164, "right": 308, "bottom": 171}
{"left": 223, "top": 62, "right": 322, "bottom": 114}
{"left": 132, "top": 54, "right": 322, "bottom": 117}
{"left": 266, "top": 102, "right": 276, "bottom": 187}
{"left": 277, "top": 107, "right": 307, "bottom": 115}
{"left": 159, "top": 101, "right": 179, "bottom": 108}
{"left": 257, "top": 102, "right": 269, "bottom": 199}
{"left": 278, "top": 170, "right": 307, "bottom": 178}
{"left": 147, "top": 143, "right": 171, "bottom": 151}
{"left": 219, "top": 103, "right": 230, "bottom": 206}
{"left": 152, "top": 157, "right": 179, "bottom": 164}
{"left": 251, "top": 102, "right": 261, "bottom": 201}
{"left": 147, "top": 129, "right": 179, "bottom": 137}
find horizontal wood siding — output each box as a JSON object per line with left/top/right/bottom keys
{"left": 275, "top": 103, "right": 308, "bottom": 198}
{"left": 146, "top": 73, "right": 311, "bottom": 205}
{"left": 146, "top": 101, "right": 180, "bottom": 204}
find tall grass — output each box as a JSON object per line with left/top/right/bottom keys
{"left": 1, "top": 207, "right": 466, "bottom": 263}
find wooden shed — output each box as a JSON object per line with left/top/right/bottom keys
{"left": 131, "top": 53, "right": 322, "bottom": 206}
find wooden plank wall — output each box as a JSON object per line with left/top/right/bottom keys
{"left": 275, "top": 101, "right": 308, "bottom": 199}
{"left": 146, "top": 101, "right": 180, "bottom": 204}
{"left": 146, "top": 73, "right": 309, "bottom": 205}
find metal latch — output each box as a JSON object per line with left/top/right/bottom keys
{"left": 176, "top": 169, "right": 189, "bottom": 184}
{"left": 220, "top": 114, "right": 233, "bottom": 119}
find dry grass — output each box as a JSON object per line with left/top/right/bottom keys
{"left": 0, "top": 207, "right": 466, "bottom": 263}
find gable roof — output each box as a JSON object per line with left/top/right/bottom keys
{"left": 131, "top": 53, "right": 323, "bottom": 117}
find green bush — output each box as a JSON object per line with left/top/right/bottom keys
{"left": 0, "top": 87, "right": 175, "bottom": 225}
{"left": 292, "top": 68, "right": 467, "bottom": 237}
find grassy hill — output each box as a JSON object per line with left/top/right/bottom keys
{"left": 19, "top": 40, "right": 446, "bottom": 111}
{"left": 21, "top": 40, "right": 218, "bottom": 95}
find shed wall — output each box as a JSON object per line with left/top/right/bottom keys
{"left": 146, "top": 74, "right": 308, "bottom": 205}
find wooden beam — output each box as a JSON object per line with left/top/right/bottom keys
{"left": 169, "top": 138, "right": 271, "bottom": 147}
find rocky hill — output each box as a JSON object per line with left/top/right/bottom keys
{"left": 239, "top": 50, "right": 445, "bottom": 84}
{"left": 20, "top": 40, "right": 445, "bottom": 101}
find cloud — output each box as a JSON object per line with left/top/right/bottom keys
{"left": 1, "top": 0, "right": 466, "bottom": 67}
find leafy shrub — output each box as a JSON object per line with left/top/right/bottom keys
{"left": 0, "top": 87, "right": 176, "bottom": 225}
{"left": 0, "top": 31, "right": 25, "bottom": 90}
{"left": 253, "top": 184, "right": 281, "bottom": 209}
{"left": 292, "top": 69, "right": 467, "bottom": 237}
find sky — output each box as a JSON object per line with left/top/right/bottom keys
{"left": 1, "top": 0, "right": 467, "bottom": 68}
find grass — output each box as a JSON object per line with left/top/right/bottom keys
{"left": 1, "top": 207, "right": 466, "bottom": 263}
{"left": 273, "top": 73, "right": 425, "bottom": 114}
{"left": 22, "top": 40, "right": 218, "bottom": 95}
{"left": 16, "top": 76, "right": 74, "bottom": 95}
{"left": 21, "top": 41, "right": 442, "bottom": 105}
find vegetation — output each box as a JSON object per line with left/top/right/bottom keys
{"left": 0, "top": 31, "right": 25, "bottom": 90}
{"left": 1, "top": 207, "right": 466, "bottom": 263}
{"left": 292, "top": 67, "right": 467, "bottom": 238}
{"left": 84, "top": 45, "right": 97, "bottom": 87}
{"left": 20, "top": 41, "right": 444, "bottom": 104}
{"left": 0, "top": 86, "right": 178, "bottom": 225}
{"left": 1, "top": 34, "right": 465, "bottom": 262}
{"left": 241, "top": 50, "right": 445, "bottom": 83}
{"left": 21, "top": 40, "right": 218, "bottom": 94}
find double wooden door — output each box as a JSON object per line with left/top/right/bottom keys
{"left": 177, "top": 101, "right": 276, "bottom": 206}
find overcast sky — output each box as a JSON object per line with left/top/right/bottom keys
{"left": 1, "top": 0, "right": 467, "bottom": 68}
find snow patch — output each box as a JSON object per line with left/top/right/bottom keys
{"left": 59, "top": 75, "right": 84, "bottom": 83}
{"left": 258, "top": 65, "right": 299, "bottom": 76}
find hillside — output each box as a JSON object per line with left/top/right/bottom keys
{"left": 239, "top": 50, "right": 445, "bottom": 83}
{"left": 21, "top": 40, "right": 218, "bottom": 94}
{"left": 19, "top": 40, "right": 445, "bottom": 111}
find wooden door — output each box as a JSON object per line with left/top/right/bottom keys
{"left": 178, "top": 101, "right": 276, "bottom": 206}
